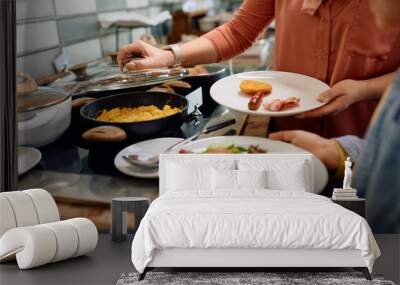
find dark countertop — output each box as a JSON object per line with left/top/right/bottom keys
{"left": 0, "top": 234, "right": 133, "bottom": 285}
{"left": 17, "top": 107, "right": 247, "bottom": 204}
{"left": 17, "top": 169, "right": 159, "bottom": 205}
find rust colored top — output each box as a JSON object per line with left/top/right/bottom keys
{"left": 203, "top": 0, "right": 400, "bottom": 137}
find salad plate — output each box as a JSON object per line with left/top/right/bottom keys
{"left": 171, "top": 136, "right": 329, "bottom": 193}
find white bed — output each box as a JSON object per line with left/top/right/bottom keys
{"left": 131, "top": 154, "right": 380, "bottom": 280}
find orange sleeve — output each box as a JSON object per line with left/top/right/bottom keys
{"left": 202, "top": 0, "right": 275, "bottom": 61}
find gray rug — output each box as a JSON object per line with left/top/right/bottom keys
{"left": 116, "top": 272, "right": 395, "bottom": 285}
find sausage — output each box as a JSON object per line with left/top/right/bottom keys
{"left": 248, "top": 91, "right": 265, "bottom": 110}
{"left": 248, "top": 95, "right": 263, "bottom": 110}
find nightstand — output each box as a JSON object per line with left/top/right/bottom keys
{"left": 111, "top": 197, "right": 150, "bottom": 242}
{"left": 331, "top": 198, "right": 366, "bottom": 218}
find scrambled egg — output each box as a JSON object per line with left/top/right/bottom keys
{"left": 96, "top": 105, "right": 181, "bottom": 123}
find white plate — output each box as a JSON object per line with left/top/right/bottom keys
{"left": 210, "top": 71, "right": 329, "bottom": 117}
{"left": 171, "top": 136, "right": 328, "bottom": 194}
{"left": 114, "top": 137, "right": 184, "bottom": 179}
{"left": 18, "top": 147, "right": 42, "bottom": 176}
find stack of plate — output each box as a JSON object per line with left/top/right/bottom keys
{"left": 18, "top": 147, "right": 42, "bottom": 176}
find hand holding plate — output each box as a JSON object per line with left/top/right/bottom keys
{"left": 296, "top": 79, "right": 365, "bottom": 118}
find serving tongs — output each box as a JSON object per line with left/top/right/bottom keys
{"left": 123, "top": 118, "right": 236, "bottom": 168}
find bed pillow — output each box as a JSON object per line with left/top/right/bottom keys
{"left": 211, "top": 168, "right": 237, "bottom": 191}
{"left": 266, "top": 167, "right": 308, "bottom": 191}
{"left": 166, "top": 159, "right": 236, "bottom": 192}
{"left": 237, "top": 159, "right": 311, "bottom": 192}
{"left": 236, "top": 169, "right": 267, "bottom": 189}
{"left": 167, "top": 162, "right": 211, "bottom": 191}
{"left": 211, "top": 169, "right": 267, "bottom": 191}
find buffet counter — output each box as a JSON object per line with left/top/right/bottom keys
{"left": 17, "top": 106, "right": 267, "bottom": 230}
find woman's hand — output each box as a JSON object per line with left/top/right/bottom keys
{"left": 117, "top": 40, "right": 174, "bottom": 71}
{"left": 297, "top": 79, "right": 366, "bottom": 118}
{"left": 268, "top": 130, "right": 340, "bottom": 170}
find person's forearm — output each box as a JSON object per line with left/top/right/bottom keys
{"left": 164, "top": 0, "right": 274, "bottom": 66}
{"left": 356, "top": 72, "right": 396, "bottom": 101}
{"left": 199, "top": 0, "right": 274, "bottom": 62}
{"left": 162, "top": 37, "right": 217, "bottom": 67}
{"left": 180, "top": 37, "right": 218, "bottom": 66}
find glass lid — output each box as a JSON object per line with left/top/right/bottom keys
{"left": 186, "top": 63, "right": 226, "bottom": 77}
{"left": 50, "top": 58, "right": 188, "bottom": 95}
{"left": 17, "top": 86, "right": 70, "bottom": 113}
{"left": 49, "top": 57, "right": 121, "bottom": 95}
{"left": 17, "top": 72, "right": 70, "bottom": 112}
{"left": 87, "top": 67, "right": 189, "bottom": 92}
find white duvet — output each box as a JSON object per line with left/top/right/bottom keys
{"left": 131, "top": 190, "right": 380, "bottom": 273}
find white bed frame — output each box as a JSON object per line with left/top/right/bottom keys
{"left": 142, "top": 249, "right": 370, "bottom": 280}
{"left": 139, "top": 154, "right": 371, "bottom": 281}
{"left": 148, "top": 249, "right": 365, "bottom": 268}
